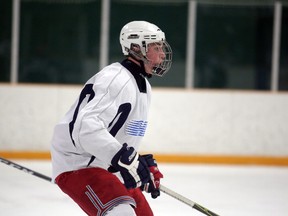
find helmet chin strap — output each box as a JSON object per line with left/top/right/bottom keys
{"left": 128, "top": 49, "right": 152, "bottom": 76}
{"left": 128, "top": 49, "right": 148, "bottom": 63}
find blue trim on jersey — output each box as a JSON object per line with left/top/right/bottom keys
{"left": 126, "top": 120, "right": 148, "bottom": 137}
{"left": 69, "top": 84, "right": 95, "bottom": 146}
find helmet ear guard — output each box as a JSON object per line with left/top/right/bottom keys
{"left": 120, "top": 21, "right": 172, "bottom": 77}
{"left": 126, "top": 44, "right": 148, "bottom": 66}
{"left": 130, "top": 44, "right": 142, "bottom": 55}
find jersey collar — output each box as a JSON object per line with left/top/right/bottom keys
{"left": 121, "top": 59, "right": 149, "bottom": 93}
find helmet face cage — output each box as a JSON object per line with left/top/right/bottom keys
{"left": 120, "top": 21, "right": 173, "bottom": 77}
{"left": 148, "top": 40, "right": 172, "bottom": 77}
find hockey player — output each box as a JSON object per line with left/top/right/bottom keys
{"left": 50, "top": 20, "right": 172, "bottom": 216}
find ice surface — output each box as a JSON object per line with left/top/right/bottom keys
{"left": 1, "top": 160, "right": 288, "bottom": 216}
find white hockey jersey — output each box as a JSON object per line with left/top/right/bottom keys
{"left": 51, "top": 60, "right": 152, "bottom": 181}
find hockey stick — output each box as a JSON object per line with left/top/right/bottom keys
{"left": 0, "top": 157, "right": 220, "bottom": 216}
{"left": 0, "top": 157, "right": 52, "bottom": 182}
{"left": 160, "top": 185, "right": 220, "bottom": 216}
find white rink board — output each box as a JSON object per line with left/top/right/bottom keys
{"left": 0, "top": 84, "right": 288, "bottom": 156}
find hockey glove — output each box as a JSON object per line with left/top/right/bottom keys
{"left": 111, "top": 143, "right": 151, "bottom": 189}
{"left": 141, "top": 154, "right": 163, "bottom": 199}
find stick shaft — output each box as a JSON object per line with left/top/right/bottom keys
{"left": 160, "top": 184, "right": 220, "bottom": 216}
{"left": 160, "top": 184, "right": 196, "bottom": 207}
{"left": 0, "top": 157, "right": 52, "bottom": 182}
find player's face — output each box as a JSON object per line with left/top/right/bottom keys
{"left": 145, "top": 42, "right": 165, "bottom": 74}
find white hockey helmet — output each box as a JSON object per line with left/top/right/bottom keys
{"left": 120, "top": 21, "right": 172, "bottom": 76}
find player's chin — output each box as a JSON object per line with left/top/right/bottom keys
{"left": 146, "top": 70, "right": 153, "bottom": 75}
{"left": 156, "top": 59, "right": 164, "bottom": 65}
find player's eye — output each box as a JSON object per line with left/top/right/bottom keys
{"left": 154, "top": 46, "right": 163, "bottom": 52}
